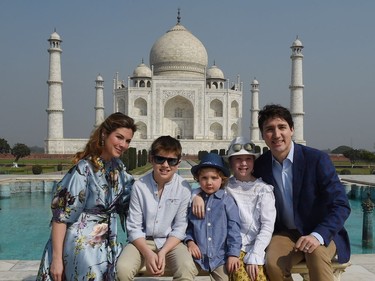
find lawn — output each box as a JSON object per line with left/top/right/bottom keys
{"left": 0, "top": 155, "right": 373, "bottom": 176}
{"left": 332, "top": 160, "right": 374, "bottom": 175}
{"left": 0, "top": 156, "right": 152, "bottom": 176}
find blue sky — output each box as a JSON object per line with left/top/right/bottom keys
{"left": 1, "top": 0, "right": 374, "bottom": 151}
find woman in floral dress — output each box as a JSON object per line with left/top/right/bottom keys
{"left": 37, "top": 112, "right": 137, "bottom": 281}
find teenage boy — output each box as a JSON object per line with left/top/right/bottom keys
{"left": 116, "top": 135, "right": 197, "bottom": 280}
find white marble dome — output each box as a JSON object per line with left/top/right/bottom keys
{"left": 149, "top": 23, "right": 208, "bottom": 77}
{"left": 49, "top": 31, "right": 61, "bottom": 41}
{"left": 132, "top": 62, "right": 152, "bottom": 78}
{"left": 252, "top": 78, "right": 259, "bottom": 85}
{"left": 292, "top": 38, "right": 303, "bottom": 47}
{"left": 206, "top": 65, "right": 225, "bottom": 79}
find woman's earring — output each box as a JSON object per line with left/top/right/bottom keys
{"left": 101, "top": 134, "right": 105, "bottom": 146}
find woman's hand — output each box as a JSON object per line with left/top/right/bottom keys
{"left": 51, "top": 221, "right": 67, "bottom": 281}
{"left": 50, "top": 258, "right": 64, "bottom": 281}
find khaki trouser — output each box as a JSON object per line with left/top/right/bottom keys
{"left": 195, "top": 262, "right": 229, "bottom": 281}
{"left": 265, "top": 230, "right": 336, "bottom": 281}
{"left": 116, "top": 240, "right": 198, "bottom": 281}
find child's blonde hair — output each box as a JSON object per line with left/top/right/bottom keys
{"left": 195, "top": 166, "right": 229, "bottom": 188}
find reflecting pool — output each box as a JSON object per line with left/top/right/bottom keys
{"left": 0, "top": 192, "right": 373, "bottom": 260}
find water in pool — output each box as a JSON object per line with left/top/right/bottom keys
{"left": 0, "top": 193, "right": 373, "bottom": 260}
{"left": 0, "top": 192, "right": 128, "bottom": 260}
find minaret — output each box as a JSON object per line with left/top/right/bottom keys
{"left": 250, "top": 78, "right": 260, "bottom": 142}
{"left": 94, "top": 74, "right": 105, "bottom": 128}
{"left": 289, "top": 37, "right": 306, "bottom": 145}
{"left": 46, "top": 31, "right": 64, "bottom": 149}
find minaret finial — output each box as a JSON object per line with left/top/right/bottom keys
{"left": 177, "top": 8, "right": 181, "bottom": 24}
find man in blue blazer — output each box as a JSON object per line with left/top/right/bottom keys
{"left": 253, "top": 104, "right": 351, "bottom": 281}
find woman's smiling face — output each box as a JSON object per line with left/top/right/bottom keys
{"left": 101, "top": 127, "right": 133, "bottom": 161}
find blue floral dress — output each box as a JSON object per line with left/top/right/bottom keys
{"left": 36, "top": 157, "right": 133, "bottom": 281}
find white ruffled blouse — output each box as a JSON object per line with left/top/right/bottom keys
{"left": 226, "top": 177, "right": 276, "bottom": 265}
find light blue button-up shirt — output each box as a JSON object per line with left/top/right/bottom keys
{"left": 272, "top": 142, "right": 296, "bottom": 229}
{"left": 186, "top": 189, "right": 242, "bottom": 272}
{"left": 272, "top": 142, "right": 324, "bottom": 244}
{"left": 126, "top": 172, "right": 192, "bottom": 249}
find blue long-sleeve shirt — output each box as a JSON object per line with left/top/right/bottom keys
{"left": 185, "top": 189, "right": 242, "bottom": 272}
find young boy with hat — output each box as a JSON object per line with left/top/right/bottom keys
{"left": 186, "top": 153, "right": 242, "bottom": 281}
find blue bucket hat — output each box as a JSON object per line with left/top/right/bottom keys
{"left": 191, "top": 153, "right": 230, "bottom": 178}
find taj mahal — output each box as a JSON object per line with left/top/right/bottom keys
{"left": 45, "top": 12, "right": 305, "bottom": 155}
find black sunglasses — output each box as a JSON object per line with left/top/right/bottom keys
{"left": 153, "top": 155, "right": 180, "bottom": 166}
{"left": 231, "top": 143, "right": 255, "bottom": 153}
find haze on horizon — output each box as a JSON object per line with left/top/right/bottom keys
{"left": 1, "top": 0, "right": 374, "bottom": 152}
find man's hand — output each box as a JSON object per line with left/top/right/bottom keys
{"left": 294, "top": 234, "right": 320, "bottom": 254}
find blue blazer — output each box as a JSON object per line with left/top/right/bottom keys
{"left": 254, "top": 143, "right": 351, "bottom": 263}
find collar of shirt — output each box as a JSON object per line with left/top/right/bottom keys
{"left": 272, "top": 141, "right": 294, "bottom": 167}
{"left": 151, "top": 171, "right": 176, "bottom": 186}
{"left": 201, "top": 188, "right": 226, "bottom": 200}
{"left": 150, "top": 172, "right": 178, "bottom": 195}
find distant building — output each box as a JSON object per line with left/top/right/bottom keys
{"left": 45, "top": 12, "right": 305, "bottom": 154}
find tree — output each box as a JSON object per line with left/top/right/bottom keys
{"left": 11, "top": 143, "right": 31, "bottom": 162}
{"left": 343, "top": 149, "right": 361, "bottom": 168}
{"left": 331, "top": 145, "right": 352, "bottom": 154}
{"left": 358, "top": 149, "right": 375, "bottom": 167}
{"left": 137, "top": 150, "right": 142, "bottom": 167}
{"left": 0, "top": 138, "right": 11, "bottom": 154}
{"left": 121, "top": 150, "right": 130, "bottom": 169}
{"left": 141, "top": 149, "right": 148, "bottom": 166}
{"left": 210, "top": 149, "right": 219, "bottom": 154}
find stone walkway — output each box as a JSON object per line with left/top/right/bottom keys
{"left": 0, "top": 254, "right": 375, "bottom": 281}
